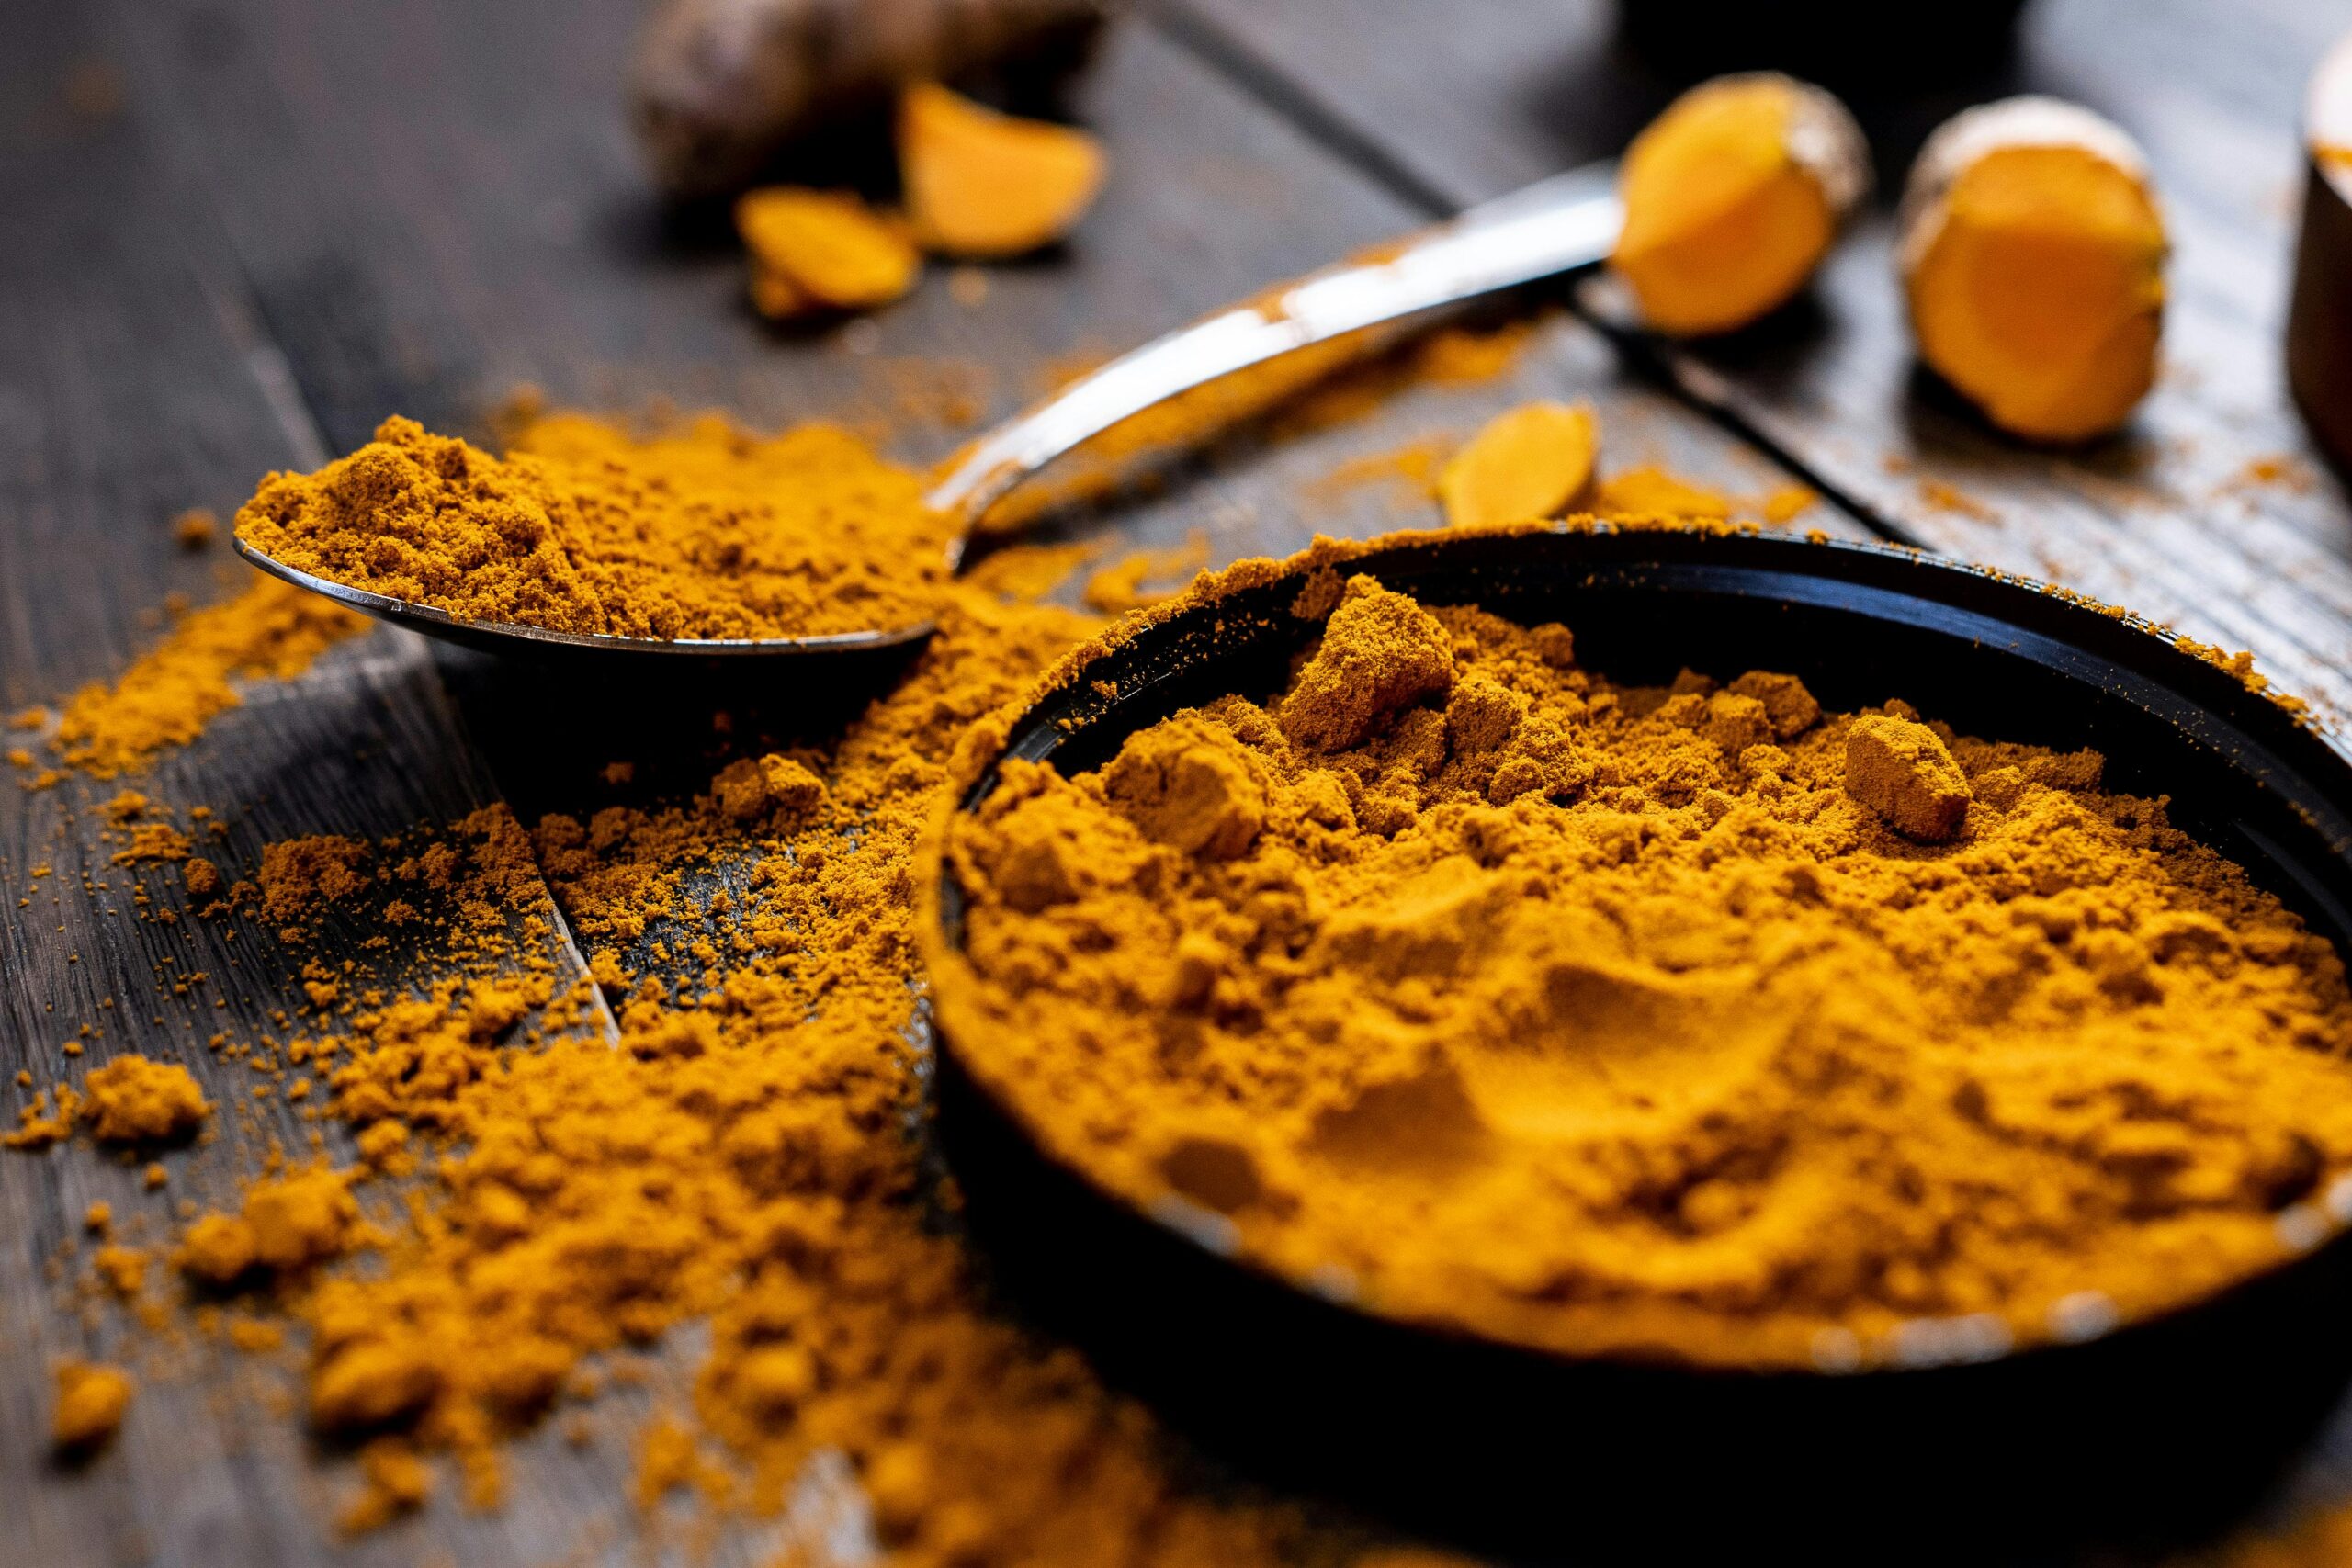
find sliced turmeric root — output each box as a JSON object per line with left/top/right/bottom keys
{"left": 899, "top": 82, "right": 1105, "bottom": 258}
{"left": 1612, "top": 73, "right": 1867, "bottom": 338}
{"left": 1439, "top": 402, "right": 1600, "bottom": 528}
{"left": 1901, "top": 97, "right": 2167, "bottom": 443}
{"left": 734, "top": 187, "right": 921, "bottom": 316}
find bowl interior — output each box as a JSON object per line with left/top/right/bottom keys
{"left": 928, "top": 525, "right": 2352, "bottom": 1555}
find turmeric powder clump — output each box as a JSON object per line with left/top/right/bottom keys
{"left": 1612, "top": 73, "right": 1868, "bottom": 336}
{"left": 233, "top": 412, "right": 956, "bottom": 642}
{"left": 938, "top": 569, "right": 2352, "bottom": 1371}
{"left": 51, "top": 1360, "right": 133, "bottom": 1453}
{"left": 78, "top": 1055, "right": 209, "bottom": 1145}
{"left": 1900, "top": 96, "right": 2168, "bottom": 442}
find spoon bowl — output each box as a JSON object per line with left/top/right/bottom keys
{"left": 232, "top": 166, "right": 1623, "bottom": 662}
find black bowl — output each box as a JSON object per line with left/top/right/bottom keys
{"left": 928, "top": 525, "right": 2352, "bottom": 1563}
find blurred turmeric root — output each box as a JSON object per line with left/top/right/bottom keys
{"left": 899, "top": 82, "right": 1105, "bottom": 256}
{"left": 632, "top": 0, "right": 1108, "bottom": 199}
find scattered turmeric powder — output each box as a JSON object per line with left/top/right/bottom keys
{"left": 1901, "top": 96, "right": 2168, "bottom": 442}
{"left": 936, "top": 559, "right": 2352, "bottom": 1371}
{"left": 735, "top": 186, "right": 921, "bottom": 317}
{"left": 234, "top": 411, "right": 956, "bottom": 642}
{"left": 171, "top": 508, "right": 217, "bottom": 549}
{"left": 46, "top": 577, "right": 368, "bottom": 777}
{"left": 1437, "top": 401, "right": 1598, "bottom": 527}
{"left": 51, "top": 1359, "right": 133, "bottom": 1453}
{"left": 899, "top": 82, "right": 1105, "bottom": 258}
{"left": 1081, "top": 530, "right": 1211, "bottom": 615}
{"left": 1612, "top": 73, "right": 1868, "bottom": 336}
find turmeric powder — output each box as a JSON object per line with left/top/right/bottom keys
{"left": 51, "top": 1359, "right": 133, "bottom": 1453}
{"left": 1901, "top": 96, "right": 2168, "bottom": 443}
{"left": 233, "top": 411, "right": 956, "bottom": 641}
{"left": 1612, "top": 73, "right": 1868, "bottom": 337}
{"left": 936, "top": 560, "right": 2352, "bottom": 1371}
{"left": 44, "top": 576, "right": 368, "bottom": 778}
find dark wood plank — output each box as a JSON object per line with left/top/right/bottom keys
{"left": 1164, "top": 0, "right": 2352, "bottom": 726}
{"left": 8, "top": 1, "right": 1885, "bottom": 1562}
{"left": 0, "top": 5, "right": 605, "bottom": 1565}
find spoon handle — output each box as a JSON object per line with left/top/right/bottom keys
{"left": 925, "top": 162, "right": 1623, "bottom": 532}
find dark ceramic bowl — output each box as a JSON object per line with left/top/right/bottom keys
{"left": 928, "top": 525, "right": 2352, "bottom": 1563}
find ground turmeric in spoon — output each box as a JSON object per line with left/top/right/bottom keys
{"left": 232, "top": 409, "right": 956, "bottom": 642}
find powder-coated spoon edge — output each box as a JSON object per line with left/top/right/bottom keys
{"left": 232, "top": 164, "right": 1624, "bottom": 661}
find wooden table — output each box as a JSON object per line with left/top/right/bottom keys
{"left": 7, "top": 0, "right": 2351, "bottom": 1560}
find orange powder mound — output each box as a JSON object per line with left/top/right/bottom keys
{"left": 935, "top": 569, "right": 2352, "bottom": 1372}
{"left": 50, "top": 577, "right": 368, "bottom": 777}
{"left": 51, "top": 1360, "right": 133, "bottom": 1452}
{"left": 119, "top": 579, "right": 1323, "bottom": 1558}
{"left": 78, "top": 1055, "right": 209, "bottom": 1145}
{"left": 233, "top": 412, "right": 956, "bottom": 642}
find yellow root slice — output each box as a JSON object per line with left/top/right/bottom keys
{"left": 1438, "top": 401, "right": 1600, "bottom": 527}
{"left": 899, "top": 83, "right": 1105, "bottom": 258}
{"left": 1612, "top": 73, "right": 1866, "bottom": 337}
{"left": 1901, "top": 98, "right": 2167, "bottom": 443}
{"left": 734, "top": 187, "right": 920, "bottom": 316}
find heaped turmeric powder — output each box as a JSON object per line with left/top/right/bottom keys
{"left": 935, "top": 558, "right": 2352, "bottom": 1372}
{"left": 1901, "top": 96, "right": 2168, "bottom": 443}
{"left": 233, "top": 410, "right": 956, "bottom": 641}
{"left": 1612, "top": 73, "right": 1868, "bottom": 337}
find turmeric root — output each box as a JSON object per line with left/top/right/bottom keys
{"left": 735, "top": 187, "right": 921, "bottom": 316}
{"left": 899, "top": 82, "right": 1105, "bottom": 257}
{"left": 631, "top": 0, "right": 1106, "bottom": 198}
{"left": 1611, "top": 73, "right": 1867, "bottom": 337}
{"left": 1438, "top": 402, "right": 1599, "bottom": 527}
{"left": 1900, "top": 96, "right": 2167, "bottom": 443}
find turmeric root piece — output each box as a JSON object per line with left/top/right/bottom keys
{"left": 899, "top": 83, "right": 1104, "bottom": 258}
{"left": 630, "top": 0, "right": 1107, "bottom": 198}
{"left": 1900, "top": 97, "right": 2167, "bottom": 443}
{"left": 1844, "top": 714, "right": 1972, "bottom": 841}
{"left": 1438, "top": 402, "right": 1599, "bottom": 527}
{"left": 734, "top": 187, "right": 920, "bottom": 316}
{"left": 1612, "top": 73, "right": 1867, "bottom": 337}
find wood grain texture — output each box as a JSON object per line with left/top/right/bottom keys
{"left": 0, "top": 5, "right": 610, "bottom": 1565}
{"left": 24, "top": 0, "right": 2331, "bottom": 1559}
{"left": 1166, "top": 0, "right": 2352, "bottom": 727}
{"left": 7, "top": 1, "right": 1868, "bottom": 1563}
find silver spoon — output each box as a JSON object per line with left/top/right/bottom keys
{"left": 233, "top": 164, "right": 1623, "bottom": 660}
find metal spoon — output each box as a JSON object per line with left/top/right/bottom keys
{"left": 232, "top": 164, "right": 1623, "bottom": 660}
